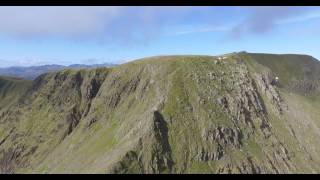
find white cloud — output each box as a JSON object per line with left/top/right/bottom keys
{"left": 0, "top": 7, "right": 230, "bottom": 43}
{"left": 0, "top": 6, "right": 122, "bottom": 39}
{"left": 276, "top": 11, "right": 320, "bottom": 25}
{"left": 0, "top": 6, "right": 318, "bottom": 47}
{"left": 229, "top": 7, "right": 318, "bottom": 39}
{"left": 168, "top": 24, "right": 234, "bottom": 36}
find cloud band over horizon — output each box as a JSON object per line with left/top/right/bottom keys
{"left": 0, "top": 6, "right": 319, "bottom": 67}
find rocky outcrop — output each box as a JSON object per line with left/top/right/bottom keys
{"left": 199, "top": 126, "right": 242, "bottom": 161}
{"left": 216, "top": 157, "right": 264, "bottom": 174}
{"left": 254, "top": 71, "right": 284, "bottom": 115}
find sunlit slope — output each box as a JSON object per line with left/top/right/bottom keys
{"left": 0, "top": 76, "right": 31, "bottom": 109}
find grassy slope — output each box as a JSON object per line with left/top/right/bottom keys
{"left": 0, "top": 76, "right": 32, "bottom": 109}
{"left": 241, "top": 53, "right": 320, "bottom": 88}
{"left": 0, "top": 77, "right": 32, "bottom": 153}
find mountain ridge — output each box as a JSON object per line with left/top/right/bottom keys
{"left": 0, "top": 52, "right": 320, "bottom": 173}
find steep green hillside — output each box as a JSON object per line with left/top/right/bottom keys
{"left": 0, "top": 76, "right": 32, "bottom": 109}
{"left": 0, "top": 53, "right": 320, "bottom": 174}
{"left": 239, "top": 53, "right": 320, "bottom": 95}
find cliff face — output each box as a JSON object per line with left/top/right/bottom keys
{"left": 0, "top": 53, "right": 320, "bottom": 174}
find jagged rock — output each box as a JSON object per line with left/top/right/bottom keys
{"left": 254, "top": 72, "right": 284, "bottom": 114}
{"left": 198, "top": 126, "right": 242, "bottom": 161}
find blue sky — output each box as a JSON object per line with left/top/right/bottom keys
{"left": 0, "top": 6, "right": 319, "bottom": 67}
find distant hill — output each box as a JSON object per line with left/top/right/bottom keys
{"left": 0, "top": 63, "right": 117, "bottom": 80}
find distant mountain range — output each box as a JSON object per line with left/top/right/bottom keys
{"left": 0, "top": 63, "right": 117, "bottom": 80}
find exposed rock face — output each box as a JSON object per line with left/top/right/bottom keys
{"left": 216, "top": 157, "right": 264, "bottom": 174}
{"left": 200, "top": 126, "right": 242, "bottom": 161}
{"left": 254, "top": 71, "right": 284, "bottom": 115}
{"left": 0, "top": 53, "right": 320, "bottom": 174}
